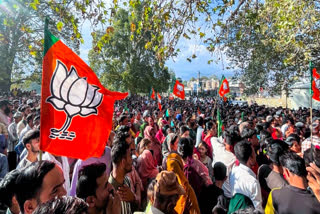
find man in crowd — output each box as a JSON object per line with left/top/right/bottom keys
{"left": 15, "top": 161, "right": 66, "bottom": 214}
{"left": 77, "top": 163, "right": 121, "bottom": 214}
{"left": 301, "top": 117, "right": 320, "bottom": 154}
{"left": 7, "top": 112, "right": 22, "bottom": 170}
{"left": 19, "top": 114, "right": 34, "bottom": 141}
{"left": 265, "top": 152, "right": 320, "bottom": 213}
{"left": 0, "top": 100, "right": 10, "bottom": 127}
{"left": 109, "top": 140, "right": 135, "bottom": 214}
{"left": 0, "top": 169, "right": 21, "bottom": 214}
{"left": 17, "top": 130, "right": 40, "bottom": 169}
{"left": 230, "top": 140, "right": 263, "bottom": 212}
{"left": 212, "top": 125, "right": 240, "bottom": 198}
{"left": 17, "top": 105, "right": 31, "bottom": 136}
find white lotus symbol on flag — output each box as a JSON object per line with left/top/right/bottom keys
{"left": 177, "top": 84, "right": 183, "bottom": 92}
{"left": 223, "top": 82, "right": 228, "bottom": 90}
{"left": 46, "top": 60, "right": 103, "bottom": 140}
{"left": 315, "top": 77, "right": 320, "bottom": 90}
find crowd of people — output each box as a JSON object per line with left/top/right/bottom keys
{"left": 0, "top": 93, "right": 320, "bottom": 214}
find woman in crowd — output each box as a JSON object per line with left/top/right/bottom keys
{"left": 198, "top": 141, "right": 213, "bottom": 179}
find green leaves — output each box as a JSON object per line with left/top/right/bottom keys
{"left": 56, "top": 22, "right": 63, "bottom": 31}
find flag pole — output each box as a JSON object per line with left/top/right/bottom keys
{"left": 310, "top": 61, "right": 313, "bottom": 144}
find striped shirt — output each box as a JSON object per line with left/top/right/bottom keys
{"left": 301, "top": 135, "right": 320, "bottom": 154}
{"left": 109, "top": 174, "right": 132, "bottom": 214}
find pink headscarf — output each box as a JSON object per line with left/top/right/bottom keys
{"left": 144, "top": 126, "right": 156, "bottom": 141}
{"left": 137, "top": 150, "right": 159, "bottom": 187}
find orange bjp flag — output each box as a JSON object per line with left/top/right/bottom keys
{"left": 173, "top": 80, "right": 185, "bottom": 100}
{"left": 41, "top": 19, "right": 128, "bottom": 160}
{"left": 312, "top": 68, "right": 320, "bottom": 101}
{"left": 218, "top": 75, "right": 230, "bottom": 97}
{"left": 157, "top": 93, "right": 162, "bottom": 111}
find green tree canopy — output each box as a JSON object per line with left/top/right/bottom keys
{"left": 88, "top": 4, "right": 170, "bottom": 93}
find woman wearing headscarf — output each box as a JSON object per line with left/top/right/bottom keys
{"left": 137, "top": 141, "right": 159, "bottom": 209}
{"left": 167, "top": 152, "right": 200, "bottom": 214}
{"left": 137, "top": 139, "right": 159, "bottom": 188}
{"left": 144, "top": 125, "right": 162, "bottom": 166}
{"left": 178, "top": 138, "right": 213, "bottom": 199}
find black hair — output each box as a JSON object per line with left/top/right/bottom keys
{"left": 224, "top": 126, "right": 242, "bottom": 146}
{"left": 118, "top": 114, "right": 127, "bottom": 123}
{"left": 76, "top": 163, "right": 106, "bottom": 200}
{"left": 22, "top": 129, "right": 40, "bottom": 147}
{"left": 111, "top": 140, "right": 130, "bottom": 165}
{"left": 15, "top": 161, "right": 56, "bottom": 212}
{"left": 285, "top": 133, "right": 301, "bottom": 147}
{"left": 116, "top": 125, "right": 131, "bottom": 141}
{"left": 0, "top": 169, "right": 20, "bottom": 207}
{"left": 213, "top": 162, "right": 227, "bottom": 181}
{"left": 198, "top": 141, "right": 209, "bottom": 151}
{"left": 263, "top": 122, "right": 271, "bottom": 130}
{"left": 241, "top": 128, "right": 256, "bottom": 139}
{"left": 179, "top": 126, "right": 189, "bottom": 135}
{"left": 197, "top": 116, "right": 204, "bottom": 126}
{"left": 266, "top": 140, "right": 288, "bottom": 166}
{"left": 26, "top": 113, "right": 34, "bottom": 124}
{"left": 0, "top": 100, "right": 9, "bottom": 108}
{"left": 205, "top": 121, "right": 214, "bottom": 132}
{"left": 234, "top": 140, "right": 253, "bottom": 165}
{"left": 162, "top": 125, "right": 170, "bottom": 137}
{"left": 280, "top": 152, "right": 307, "bottom": 177}
{"left": 303, "top": 148, "right": 313, "bottom": 166}
{"left": 177, "top": 137, "right": 194, "bottom": 159}
{"left": 32, "top": 196, "right": 88, "bottom": 214}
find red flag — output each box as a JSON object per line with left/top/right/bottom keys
{"left": 219, "top": 75, "right": 230, "bottom": 97}
{"left": 312, "top": 68, "right": 320, "bottom": 101}
{"left": 157, "top": 93, "right": 161, "bottom": 102}
{"left": 169, "top": 93, "right": 174, "bottom": 100}
{"left": 157, "top": 93, "right": 162, "bottom": 111}
{"left": 150, "top": 88, "right": 155, "bottom": 100}
{"left": 173, "top": 80, "right": 185, "bottom": 99}
{"left": 41, "top": 20, "right": 128, "bottom": 160}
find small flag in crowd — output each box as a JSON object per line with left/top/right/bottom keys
{"left": 218, "top": 75, "right": 230, "bottom": 97}
{"left": 173, "top": 80, "right": 185, "bottom": 100}
{"left": 311, "top": 65, "right": 320, "bottom": 101}
{"left": 157, "top": 93, "right": 162, "bottom": 111}
{"left": 150, "top": 88, "right": 156, "bottom": 100}
{"left": 169, "top": 93, "right": 174, "bottom": 100}
{"left": 41, "top": 19, "right": 128, "bottom": 160}
{"left": 165, "top": 109, "right": 170, "bottom": 117}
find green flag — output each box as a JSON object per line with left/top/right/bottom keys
{"left": 217, "top": 108, "right": 222, "bottom": 137}
{"left": 165, "top": 109, "right": 170, "bottom": 117}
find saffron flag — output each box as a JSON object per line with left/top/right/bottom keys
{"left": 169, "top": 93, "right": 174, "bottom": 100}
{"left": 157, "top": 93, "right": 162, "bottom": 111}
{"left": 218, "top": 75, "right": 230, "bottom": 97}
{"left": 150, "top": 88, "right": 155, "bottom": 100}
{"left": 41, "top": 19, "right": 128, "bottom": 160}
{"left": 173, "top": 80, "right": 185, "bottom": 100}
{"left": 311, "top": 65, "right": 320, "bottom": 101}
